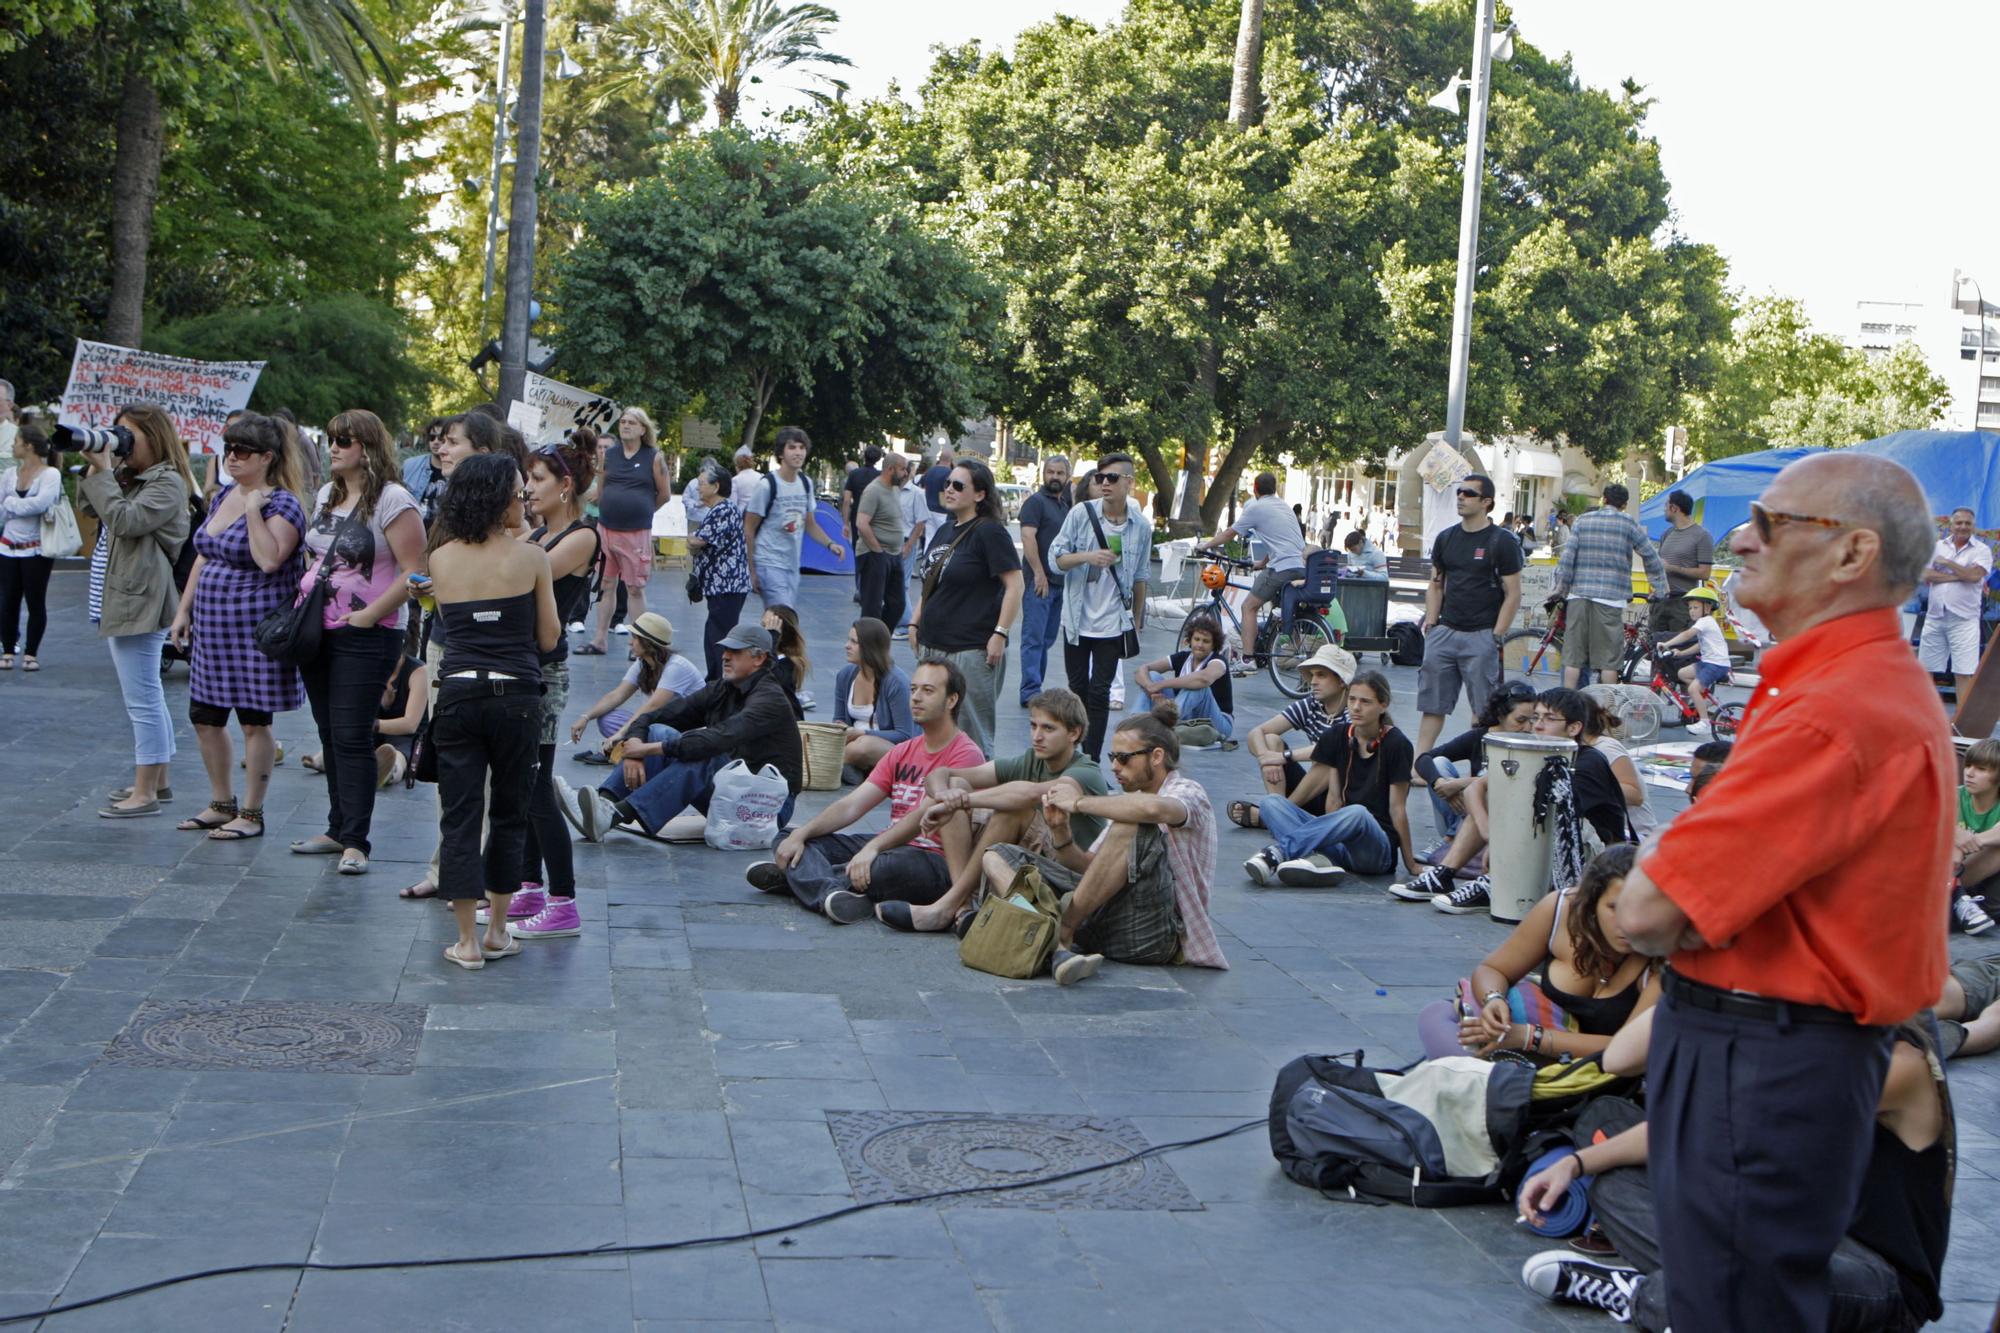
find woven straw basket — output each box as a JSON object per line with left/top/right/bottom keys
{"left": 797, "top": 722, "right": 848, "bottom": 791}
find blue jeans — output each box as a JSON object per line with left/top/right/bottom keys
{"left": 1159, "top": 682, "right": 1232, "bottom": 739}
{"left": 107, "top": 630, "right": 173, "bottom": 765}
{"left": 601, "top": 726, "right": 795, "bottom": 833}
{"left": 1256, "top": 796, "right": 1395, "bottom": 875}
{"left": 1018, "top": 582, "right": 1064, "bottom": 703}
{"left": 1426, "top": 758, "right": 1463, "bottom": 841}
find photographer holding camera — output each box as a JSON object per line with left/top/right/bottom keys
{"left": 73, "top": 404, "right": 198, "bottom": 817}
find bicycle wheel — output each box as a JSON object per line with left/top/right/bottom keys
{"left": 1501, "top": 627, "right": 1563, "bottom": 683}
{"left": 1711, "top": 702, "right": 1746, "bottom": 739}
{"left": 1267, "top": 615, "right": 1331, "bottom": 699}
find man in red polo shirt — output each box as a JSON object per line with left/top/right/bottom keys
{"left": 1615, "top": 452, "right": 1952, "bottom": 1333}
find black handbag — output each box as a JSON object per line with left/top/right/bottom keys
{"left": 253, "top": 511, "right": 360, "bottom": 666}
{"left": 685, "top": 570, "right": 703, "bottom": 603}
{"left": 1082, "top": 501, "right": 1143, "bottom": 659}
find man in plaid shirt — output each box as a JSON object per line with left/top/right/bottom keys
{"left": 1552, "top": 483, "right": 1666, "bottom": 687}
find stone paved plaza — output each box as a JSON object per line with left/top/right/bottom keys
{"left": 0, "top": 565, "right": 1994, "bottom": 1331}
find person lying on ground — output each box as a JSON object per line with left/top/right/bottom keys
{"left": 1232, "top": 642, "right": 1355, "bottom": 828}
{"left": 748, "top": 659, "right": 980, "bottom": 924}
{"left": 556, "top": 623, "right": 802, "bottom": 842}
{"left": 1391, "top": 688, "right": 1633, "bottom": 916}
{"left": 1134, "top": 611, "right": 1234, "bottom": 749}
{"left": 565, "top": 613, "right": 705, "bottom": 764}
{"left": 1516, "top": 1017, "right": 1951, "bottom": 1333}
{"left": 874, "top": 687, "right": 1105, "bottom": 934}
{"left": 978, "top": 706, "right": 1226, "bottom": 984}
{"left": 831, "top": 616, "right": 914, "bottom": 780}
{"left": 1413, "top": 679, "right": 1537, "bottom": 862}
{"left": 1414, "top": 844, "right": 1659, "bottom": 1063}
{"left": 1243, "top": 670, "right": 1416, "bottom": 886}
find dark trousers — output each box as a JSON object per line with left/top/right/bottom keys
{"left": 433, "top": 682, "right": 541, "bottom": 901}
{"left": 1649, "top": 595, "right": 1692, "bottom": 637}
{"left": 0, "top": 554, "right": 52, "bottom": 655}
{"left": 520, "top": 741, "right": 574, "bottom": 897}
{"left": 783, "top": 832, "right": 952, "bottom": 911}
{"left": 855, "top": 551, "right": 905, "bottom": 630}
{"left": 1064, "top": 634, "right": 1125, "bottom": 760}
{"left": 703, "top": 592, "right": 747, "bottom": 681}
{"left": 1647, "top": 987, "right": 1893, "bottom": 1333}
{"left": 301, "top": 625, "right": 404, "bottom": 854}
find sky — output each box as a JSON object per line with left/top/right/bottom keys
{"left": 747, "top": 0, "right": 2000, "bottom": 335}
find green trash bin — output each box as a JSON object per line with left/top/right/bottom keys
{"left": 1337, "top": 577, "right": 1390, "bottom": 642}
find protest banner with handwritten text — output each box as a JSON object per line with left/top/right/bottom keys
{"left": 522, "top": 373, "right": 619, "bottom": 445}
{"left": 58, "top": 340, "right": 264, "bottom": 455}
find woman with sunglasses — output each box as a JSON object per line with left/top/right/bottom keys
{"left": 1047, "top": 452, "right": 1152, "bottom": 762}
{"left": 909, "top": 458, "right": 1022, "bottom": 757}
{"left": 168, "top": 412, "right": 307, "bottom": 841}
{"left": 289, "top": 410, "right": 425, "bottom": 874}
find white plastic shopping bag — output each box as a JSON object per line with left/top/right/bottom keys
{"left": 704, "top": 759, "right": 788, "bottom": 850}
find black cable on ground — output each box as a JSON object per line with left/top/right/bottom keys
{"left": 2, "top": 1118, "right": 1265, "bottom": 1325}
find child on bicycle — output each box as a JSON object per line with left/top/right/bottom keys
{"left": 1654, "top": 586, "right": 1730, "bottom": 735}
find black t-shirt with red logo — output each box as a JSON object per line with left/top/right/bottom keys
{"left": 1429, "top": 522, "right": 1523, "bottom": 632}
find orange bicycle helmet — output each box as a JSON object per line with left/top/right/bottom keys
{"left": 1200, "top": 562, "right": 1228, "bottom": 590}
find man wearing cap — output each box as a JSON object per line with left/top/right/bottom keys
{"left": 1415, "top": 473, "right": 1523, "bottom": 759}
{"left": 1233, "top": 643, "right": 1354, "bottom": 828}
{"left": 559, "top": 623, "right": 802, "bottom": 842}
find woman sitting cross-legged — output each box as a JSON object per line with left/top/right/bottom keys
{"left": 425, "top": 453, "right": 559, "bottom": 971}
{"left": 1415, "top": 843, "right": 1660, "bottom": 1064}
{"left": 832, "top": 616, "right": 913, "bottom": 781}
{"left": 1242, "top": 670, "right": 1417, "bottom": 886}
{"left": 567, "top": 613, "right": 706, "bottom": 763}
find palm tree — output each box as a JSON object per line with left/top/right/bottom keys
{"left": 625, "top": 0, "right": 850, "bottom": 127}
{"left": 105, "top": 0, "right": 391, "bottom": 347}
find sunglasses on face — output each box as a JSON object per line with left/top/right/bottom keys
{"left": 944, "top": 478, "right": 971, "bottom": 491}
{"left": 223, "top": 443, "right": 271, "bottom": 461}
{"left": 1455, "top": 487, "right": 1485, "bottom": 499}
{"left": 1098, "top": 472, "right": 1132, "bottom": 484}
{"left": 1748, "top": 501, "right": 1848, "bottom": 543}
{"left": 330, "top": 434, "right": 360, "bottom": 449}
{"left": 1106, "top": 747, "right": 1150, "bottom": 764}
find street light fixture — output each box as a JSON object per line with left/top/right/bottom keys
{"left": 1430, "top": 0, "right": 1517, "bottom": 450}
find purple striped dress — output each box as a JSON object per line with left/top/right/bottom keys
{"left": 189, "top": 487, "right": 307, "bottom": 713}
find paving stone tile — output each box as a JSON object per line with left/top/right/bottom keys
{"left": 334, "top": 1119, "right": 622, "bottom": 1207}
{"left": 0, "top": 1040, "right": 106, "bottom": 1085}
{"left": 119, "top": 1145, "right": 339, "bottom": 1210}
{"left": 0, "top": 967, "right": 65, "bottom": 1020}
{"left": 3, "top": 1109, "right": 171, "bottom": 1191}
{"left": 621, "top": 1109, "right": 735, "bottom": 1160}
{"left": 58, "top": 957, "right": 172, "bottom": 993}
{"left": 760, "top": 1257, "right": 988, "bottom": 1331}
{"left": 713, "top": 1038, "right": 873, "bottom": 1082}
{"left": 746, "top": 1196, "right": 958, "bottom": 1260}
{"left": 720, "top": 1078, "right": 885, "bottom": 1121}
{"left": 623, "top": 1155, "right": 749, "bottom": 1241}
{"left": 288, "top": 1265, "right": 634, "bottom": 1332}
{"left": 0, "top": 1189, "right": 118, "bottom": 1295}
{"left": 92, "top": 917, "right": 204, "bottom": 960}
{"left": 727, "top": 1118, "right": 852, "bottom": 1197}
{"left": 630, "top": 1245, "right": 771, "bottom": 1322}
{"left": 947, "top": 1038, "right": 1058, "bottom": 1078}
{"left": 51, "top": 1258, "right": 299, "bottom": 1333}
{"left": 310, "top": 1201, "right": 628, "bottom": 1267}
{"left": 355, "top": 1066, "right": 620, "bottom": 1123}
{"left": 702, "top": 990, "right": 854, "bottom": 1041}
{"left": 415, "top": 1026, "right": 618, "bottom": 1070}
{"left": 154, "top": 1100, "right": 352, "bottom": 1154}
{"left": 942, "top": 1208, "right": 1096, "bottom": 1290}
{"left": 12, "top": 988, "right": 147, "bottom": 1045}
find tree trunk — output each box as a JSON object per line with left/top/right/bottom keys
{"left": 1198, "top": 415, "right": 1281, "bottom": 532}
{"left": 1227, "top": 0, "right": 1265, "bottom": 130}
{"left": 1175, "top": 336, "right": 1222, "bottom": 527}
{"left": 1133, "top": 442, "right": 1176, "bottom": 521}
{"left": 105, "top": 65, "right": 163, "bottom": 349}
{"left": 714, "top": 84, "right": 737, "bottom": 126}
{"left": 740, "top": 368, "right": 771, "bottom": 450}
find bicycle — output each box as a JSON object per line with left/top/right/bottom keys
{"left": 1636, "top": 646, "right": 1744, "bottom": 739}
{"left": 1182, "top": 550, "right": 1345, "bottom": 699}
{"left": 1501, "top": 596, "right": 1652, "bottom": 685}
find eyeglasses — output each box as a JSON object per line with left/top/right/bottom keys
{"left": 330, "top": 434, "right": 360, "bottom": 449}
{"left": 1749, "top": 501, "right": 1848, "bottom": 543}
{"left": 222, "top": 443, "right": 271, "bottom": 460}
{"left": 1098, "top": 472, "right": 1132, "bottom": 484}
{"left": 1106, "top": 747, "right": 1151, "bottom": 764}
{"left": 944, "top": 478, "right": 971, "bottom": 491}
{"left": 515, "top": 489, "right": 529, "bottom": 502}
{"left": 1455, "top": 487, "right": 1486, "bottom": 499}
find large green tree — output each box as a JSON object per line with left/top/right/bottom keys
{"left": 618, "top": 0, "right": 850, "bottom": 127}
{"left": 552, "top": 130, "right": 994, "bottom": 453}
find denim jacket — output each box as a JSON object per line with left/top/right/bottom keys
{"left": 1048, "top": 499, "right": 1151, "bottom": 645}
{"left": 831, "top": 663, "right": 915, "bottom": 743}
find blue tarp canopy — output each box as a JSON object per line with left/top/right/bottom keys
{"left": 1640, "top": 431, "right": 2000, "bottom": 539}
{"left": 799, "top": 497, "right": 854, "bottom": 575}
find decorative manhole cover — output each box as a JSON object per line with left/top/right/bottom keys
{"left": 825, "top": 1111, "right": 1201, "bottom": 1211}
{"left": 104, "top": 1000, "right": 425, "bottom": 1074}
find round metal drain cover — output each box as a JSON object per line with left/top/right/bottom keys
{"left": 826, "top": 1111, "right": 1200, "bottom": 1211}
{"left": 105, "top": 1000, "right": 426, "bottom": 1074}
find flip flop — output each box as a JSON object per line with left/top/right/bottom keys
{"left": 206, "top": 822, "right": 264, "bottom": 841}
{"left": 481, "top": 937, "right": 523, "bottom": 960}
{"left": 399, "top": 879, "right": 440, "bottom": 900}
{"left": 20, "top": 657, "right": 36, "bottom": 672}
{"left": 442, "top": 945, "right": 484, "bottom": 971}
{"left": 1227, "top": 800, "right": 1263, "bottom": 829}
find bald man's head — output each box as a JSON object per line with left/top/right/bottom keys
{"left": 1736, "top": 453, "right": 1934, "bottom": 629}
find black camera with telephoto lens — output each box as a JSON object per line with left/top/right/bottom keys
{"left": 52, "top": 422, "right": 136, "bottom": 458}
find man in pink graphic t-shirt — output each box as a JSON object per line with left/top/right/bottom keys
{"left": 751, "top": 659, "right": 984, "bottom": 923}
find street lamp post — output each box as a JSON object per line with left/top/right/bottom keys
{"left": 498, "top": 0, "right": 548, "bottom": 409}
{"left": 480, "top": 16, "right": 514, "bottom": 305}
{"left": 1956, "top": 270, "right": 1989, "bottom": 430}
{"left": 1436, "top": 0, "right": 1512, "bottom": 449}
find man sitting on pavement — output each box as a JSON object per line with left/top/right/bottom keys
{"left": 748, "top": 659, "right": 983, "bottom": 923}
{"left": 557, "top": 623, "right": 802, "bottom": 842}
{"left": 979, "top": 706, "right": 1226, "bottom": 984}
{"left": 1233, "top": 643, "right": 1354, "bottom": 829}
{"left": 873, "top": 687, "right": 1107, "bottom": 934}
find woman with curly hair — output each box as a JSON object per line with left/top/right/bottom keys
{"left": 289, "top": 408, "right": 425, "bottom": 873}
{"left": 1417, "top": 843, "right": 1661, "bottom": 1063}
{"left": 425, "top": 452, "right": 558, "bottom": 969}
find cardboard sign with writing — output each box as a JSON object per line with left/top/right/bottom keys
{"left": 58, "top": 340, "right": 264, "bottom": 455}
{"left": 522, "top": 372, "right": 618, "bottom": 445}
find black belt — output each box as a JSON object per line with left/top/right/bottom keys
{"left": 438, "top": 673, "right": 541, "bottom": 698}
{"left": 1664, "top": 969, "right": 1857, "bottom": 1026}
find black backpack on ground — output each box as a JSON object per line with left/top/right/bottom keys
{"left": 1388, "top": 620, "right": 1425, "bottom": 667}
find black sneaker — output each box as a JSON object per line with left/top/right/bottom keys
{"left": 1433, "top": 874, "right": 1491, "bottom": 915}
{"left": 1053, "top": 949, "right": 1102, "bottom": 986}
{"left": 1953, "top": 890, "right": 1995, "bottom": 936}
{"left": 1520, "top": 1250, "right": 1638, "bottom": 1319}
{"left": 1243, "top": 844, "right": 1283, "bottom": 886}
{"left": 1389, "top": 866, "right": 1449, "bottom": 902}
{"left": 822, "top": 889, "right": 874, "bottom": 924}
{"left": 745, "top": 861, "right": 789, "bottom": 894}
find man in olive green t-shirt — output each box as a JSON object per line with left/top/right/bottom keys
{"left": 872, "top": 687, "right": 1106, "bottom": 933}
